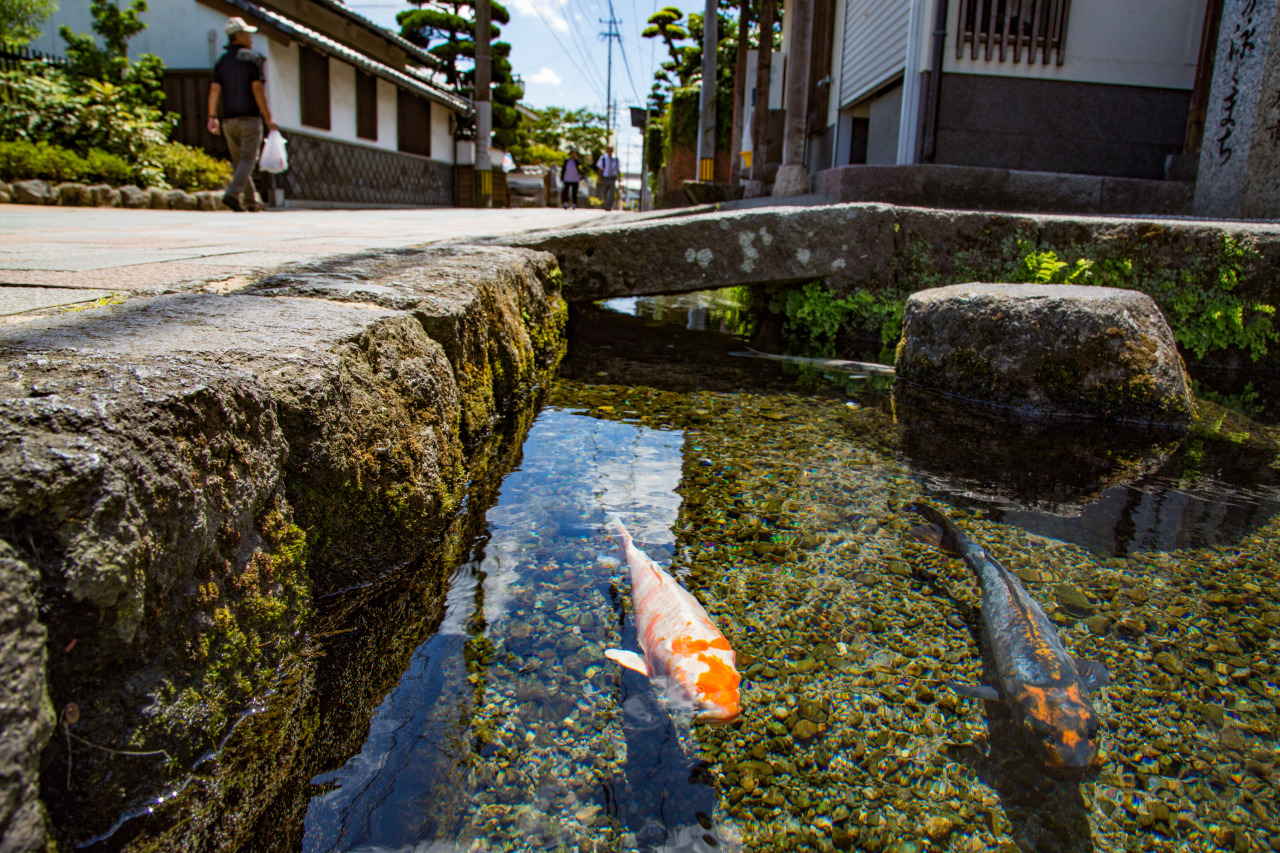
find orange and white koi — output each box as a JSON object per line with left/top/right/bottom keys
{"left": 604, "top": 514, "right": 742, "bottom": 723}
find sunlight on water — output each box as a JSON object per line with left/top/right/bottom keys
{"left": 299, "top": 300, "right": 1280, "bottom": 853}
{"left": 304, "top": 411, "right": 732, "bottom": 853}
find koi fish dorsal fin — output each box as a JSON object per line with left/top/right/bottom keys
{"left": 605, "top": 648, "right": 650, "bottom": 676}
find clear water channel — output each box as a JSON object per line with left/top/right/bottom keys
{"left": 297, "top": 289, "right": 1279, "bottom": 853}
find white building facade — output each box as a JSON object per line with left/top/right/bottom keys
{"left": 35, "top": 0, "right": 471, "bottom": 206}
{"left": 813, "top": 0, "right": 1209, "bottom": 179}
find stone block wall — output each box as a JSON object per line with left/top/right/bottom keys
{"left": 277, "top": 131, "right": 455, "bottom": 206}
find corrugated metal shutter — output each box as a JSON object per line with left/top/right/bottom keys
{"left": 839, "top": 0, "right": 911, "bottom": 107}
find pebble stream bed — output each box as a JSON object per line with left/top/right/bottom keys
{"left": 300, "top": 293, "right": 1280, "bottom": 853}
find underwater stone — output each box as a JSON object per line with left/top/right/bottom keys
{"left": 896, "top": 284, "right": 1193, "bottom": 426}
{"left": 1054, "top": 583, "right": 1095, "bottom": 614}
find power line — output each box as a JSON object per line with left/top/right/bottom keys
{"left": 526, "top": 1, "right": 606, "bottom": 101}
{"left": 600, "top": 7, "right": 622, "bottom": 132}
{"left": 565, "top": 0, "right": 610, "bottom": 114}
{"left": 615, "top": 21, "right": 644, "bottom": 108}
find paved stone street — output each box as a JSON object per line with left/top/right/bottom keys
{"left": 0, "top": 205, "right": 614, "bottom": 318}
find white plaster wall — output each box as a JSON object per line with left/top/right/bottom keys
{"left": 31, "top": 1, "right": 226, "bottom": 68}
{"left": 943, "top": 0, "right": 1206, "bottom": 89}
{"left": 330, "top": 56, "right": 357, "bottom": 141}
{"left": 267, "top": 39, "right": 302, "bottom": 132}
{"left": 431, "top": 101, "right": 456, "bottom": 164}
{"left": 375, "top": 78, "right": 398, "bottom": 150}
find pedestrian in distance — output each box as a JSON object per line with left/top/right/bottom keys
{"left": 207, "top": 17, "right": 278, "bottom": 212}
{"left": 561, "top": 150, "right": 581, "bottom": 209}
{"left": 596, "top": 145, "right": 619, "bottom": 210}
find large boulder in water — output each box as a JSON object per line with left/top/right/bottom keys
{"left": 895, "top": 283, "right": 1193, "bottom": 426}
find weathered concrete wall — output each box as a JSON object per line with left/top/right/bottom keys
{"left": 0, "top": 245, "right": 566, "bottom": 849}
{"left": 502, "top": 203, "right": 1280, "bottom": 312}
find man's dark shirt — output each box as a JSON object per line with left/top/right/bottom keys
{"left": 212, "top": 44, "right": 265, "bottom": 119}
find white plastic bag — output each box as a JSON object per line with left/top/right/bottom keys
{"left": 259, "top": 130, "right": 288, "bottom": 173}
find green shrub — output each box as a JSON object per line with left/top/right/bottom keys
{"left": 0, "top": 138, "right": 141, "bottom": 186}
{"left": 0, "top": 67, "right": 172, "bottom": 161}
{"left": 142, "top": 141, "right": 231, "bottom": 191}
{"left": 82, "top": 147, "right": 132, "bottom": 184}
{"left": 0, "top": 138, "right": 86, "bottom": 182}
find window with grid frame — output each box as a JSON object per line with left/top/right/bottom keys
{"left": 299, "top": 46, "right": 331, "bottom": 129}
{"left": 955, "top": 0, "right": 1071, "bottom": 65}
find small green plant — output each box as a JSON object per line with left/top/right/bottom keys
{"left": 771, "top": 231, "right": 1274, "bottom": 368}
{"left": 1191, "top": 379, "right": 1265, "bottom": 419}
{"left": 1162, "top": 235, "right": 1275, "bottom": 360}
{"left": 1016, "top": 244, "right": 1094, "bottom": 283}
{"left": 62, "top": 292, "right": 126, "bottom": 312}
{"left": 142, "top": 141, "right": 231, "bottom": 191}
{"left": 769, "top": 281, "right": 905, "bottom": 362}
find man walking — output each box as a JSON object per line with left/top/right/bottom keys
{"left": 596, "top": 145, "right": 620, "bottom": 210}
{"left": 207, "top": 17, "right": 277, "bottom": 211}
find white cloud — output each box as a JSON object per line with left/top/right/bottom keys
{"left": 508, "top": 0, "right": 570, "bottom": 33}
{"left": 528, "top": 66, "right": 563, "bottom": 86}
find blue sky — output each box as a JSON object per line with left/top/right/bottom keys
{"left": 344, "top": 0, "right": 706, "bottom": 175}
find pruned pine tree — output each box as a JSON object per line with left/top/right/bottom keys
{"left": 398, "top": 0, "right": 522, "bottom": 146}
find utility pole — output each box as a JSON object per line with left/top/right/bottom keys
{"left": 696, "top": 0, "right": 718, "bottom": 182}
{"left": 475, "top": 0, "right": 492, "bottom": 207}
{"left": 599, "top": 8, "right": 619, "bottom": 130}
{"left": 730, "top": 0, "right": 752, "bottom": 184}
{"left": 745, "top": 0, "right": 774, "bottom": 197}
{"left": 599, "top": 15, "right": 619, "bottom": 207}
{"left": 599, "top": 11, "right": 621, "bottom": 134}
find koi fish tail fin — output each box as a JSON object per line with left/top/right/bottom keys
{"left": 907, "top": 502, "right": 963, "bottom": 557}
{"left": 605, "top": 512, "right": 632, "bottom": 545}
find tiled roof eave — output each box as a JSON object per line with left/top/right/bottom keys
{"left": 226, "top": 0, "right": 473, "bottom": 115}
{"left": 292, "top": 0, "right": 448, "bottom": 73}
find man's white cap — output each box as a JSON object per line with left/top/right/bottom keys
{"left": 226, "top": 16, "right": 258, "bottom": 35}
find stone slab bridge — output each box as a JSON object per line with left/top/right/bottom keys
{"left": 499, "top": 202, "right": 1280, "bottom": 306}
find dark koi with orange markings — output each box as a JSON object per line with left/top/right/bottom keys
{"left": 604, "top": 514, "right": 741, "bottom": 723}
{"left": 909, "top": 503, "right": 1110, "bottom": 770}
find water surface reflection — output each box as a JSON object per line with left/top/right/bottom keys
{"left": 304, "top": 410, "right": 730, "bottom": 852}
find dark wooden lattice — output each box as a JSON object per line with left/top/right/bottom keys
{"left": 398, "top": 91, "right": 431, "bottom": 157}
{"left": 300, "top": 46, "right": 331, "bottom": 130}
{"left": 956, "top": 0, "right": 1070, "bottom": 65}
{"left": 278, "top": 132, "right": 453, "bottom": 206}
{"left": 356, "top": 70, "right": 378, "bottom": 141}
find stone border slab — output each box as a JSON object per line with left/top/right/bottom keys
{"left": 0, "top": 243, "right": 565, "bottom": 850}
{"left": 501, "top": 202, "right": 1280, "bottom": 311}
